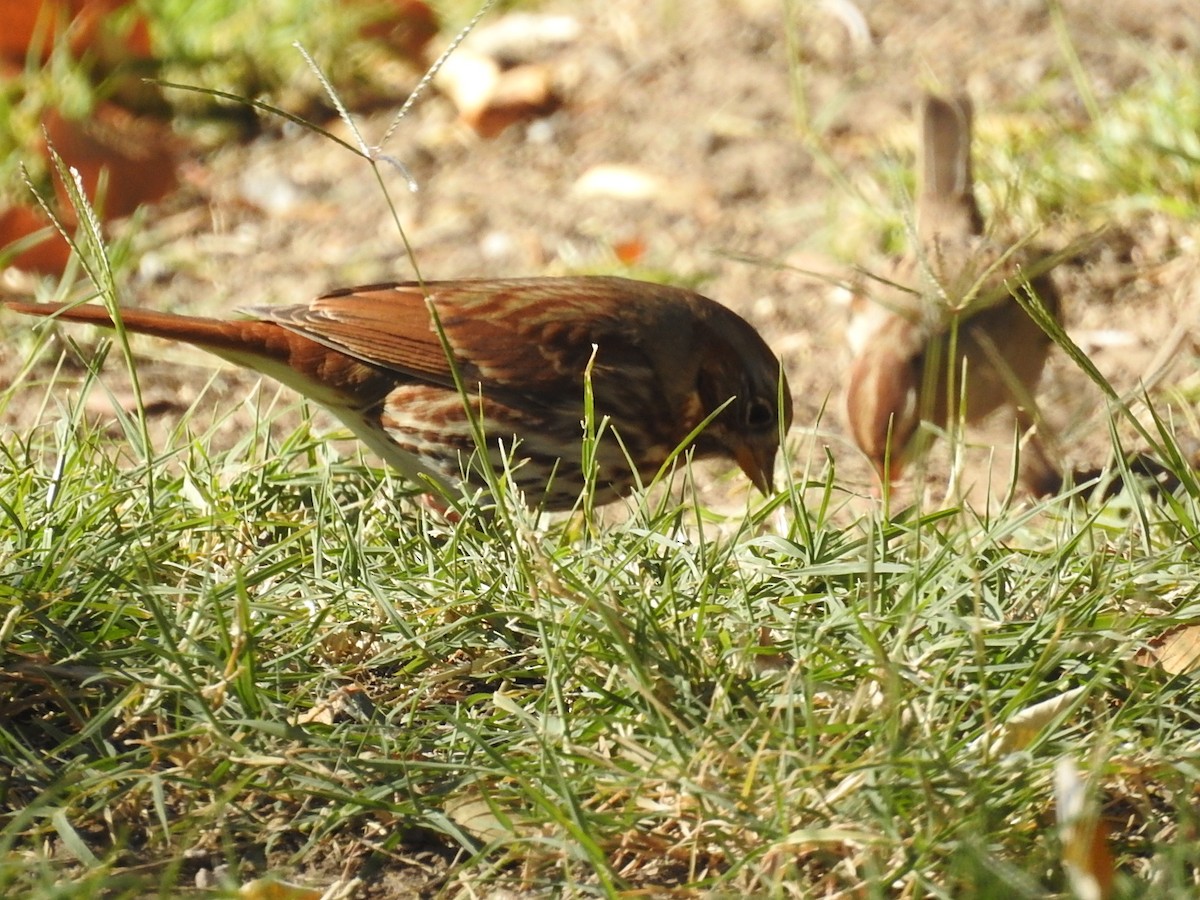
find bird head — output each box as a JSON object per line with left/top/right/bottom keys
{"left": 694, "top": 318, "right": 793, "bottom": 495}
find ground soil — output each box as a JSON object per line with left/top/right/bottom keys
{"left": 5, "top": 0, "right": 1200, "bottom": 514}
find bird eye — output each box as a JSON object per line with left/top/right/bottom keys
{"left": 744, "top": 397, "right": 775, "bottom": 431}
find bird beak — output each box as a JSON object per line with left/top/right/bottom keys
{"left": 736, "top": 443, "right": 777, "bottom": 496}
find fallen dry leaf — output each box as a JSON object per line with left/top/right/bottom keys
{"left": 293, "top": 685, "right": 376, "bottom": 726}
{"left": 354, "top": 0, "right": 438, "bottom": 61}
{"left": 43, "top": 102, "right": 182, "bottom": 223}
{"left": 436, "top": 49, "right": 559, "bottom": 138}
{"left": 445, "top": 786, "right": 513, "bottom": 844}
{"left": 0, "top": 205, "right": 72, "bottom": 275}
{"left": 1133, "top": 623, "right": 1200, "bottom": 675}
{"left": 1055, "top": 758, "right": 1115, "bottom": 900}
{"left": 0, "top": 0, "right": 152, "bottom": 63}
{"left": 238, "top": 877, "right": 323, "bottom": 900}
{"left": 969, "top": 686, "right": 1086, "bottom": 757}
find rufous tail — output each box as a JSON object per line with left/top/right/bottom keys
{"left": 4, "top": 301, "right": 292, "bottom": 360}
{"left": 2, "top": 300, "right": 378, "bottom": 406}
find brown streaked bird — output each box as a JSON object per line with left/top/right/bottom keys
{"left": 844, "top": 93, "right": 1061, "bottom": 492}
{"left": 5, "top": 276, "right": 792, "bottom": 510}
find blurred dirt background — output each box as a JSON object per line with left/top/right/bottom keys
{"left": 4, "top": 0, "right": 1200, "bottom": 512}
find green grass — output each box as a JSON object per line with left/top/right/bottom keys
{"left": 4, "top": 314, "right": 1200, "bottom": 897}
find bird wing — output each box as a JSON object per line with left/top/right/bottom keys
{"left": 243, "top": 277, "right": 669, "bottom": 395}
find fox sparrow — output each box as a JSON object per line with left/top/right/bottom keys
{"left": 6, "top": 276, "right": 792, "bottom": 510}
{"left": 843, "top": 93, "right": 1061, "bottom": 490}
